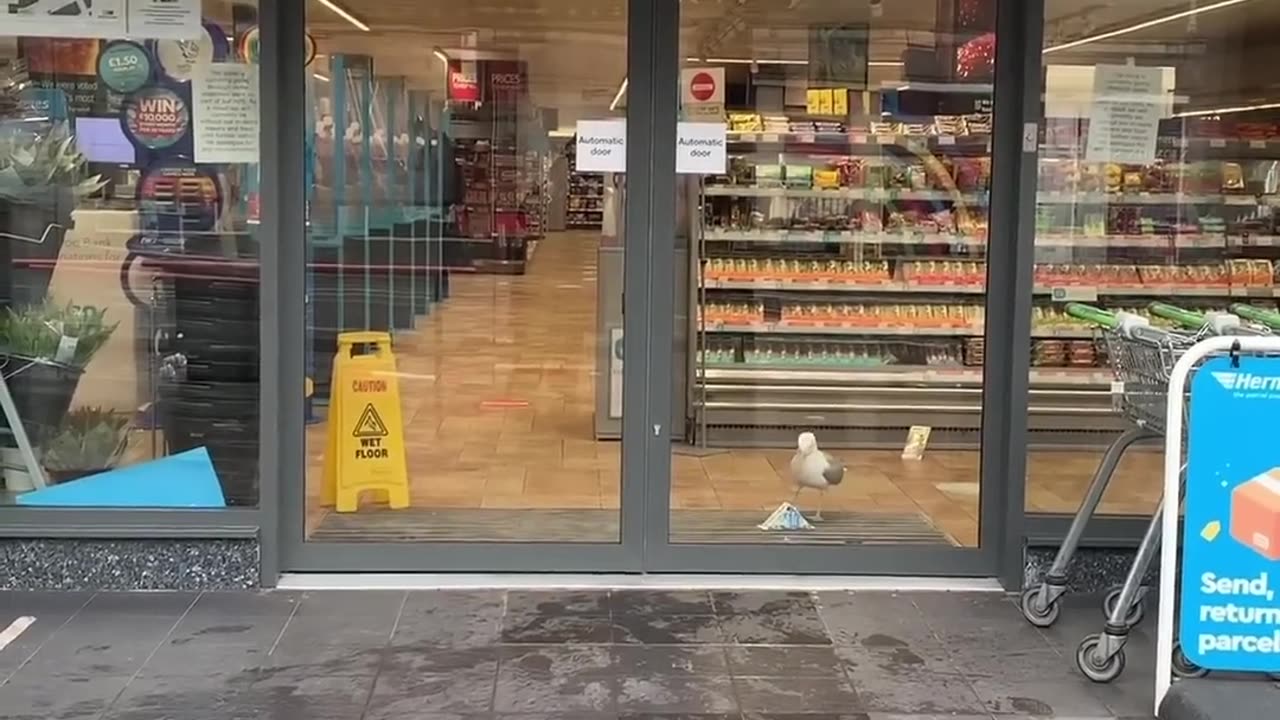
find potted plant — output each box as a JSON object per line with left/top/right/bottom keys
{"left": 0, "top": 301, "right": 118, "bottom": 441}
{"left": 0, "top": 121, "right": 106, "bottom": 303}
{"left": 38, "top": 406, "right": 130, "bottom": 484}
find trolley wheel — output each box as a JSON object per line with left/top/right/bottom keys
{"left": 1020, "top": 585, "right": 1061, "bottom": 627}
{"left": 1171, "top": 642, "right": 1209, "bottom": 679}
{"left": 1077, "top": 633, "right": 1126, "bottom": 683}
{"left": 1102, "top": 586, "right": 1145, "bottom": 628}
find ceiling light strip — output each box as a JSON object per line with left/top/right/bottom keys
{"left": 1175, "top": 101, "right": 1280, "bottom": 118}
{"left": 315, "top": 0, "right": 370, "bottom": 32}
{"left": 1043, "top": 0, "right": 1249, "bottom": 55}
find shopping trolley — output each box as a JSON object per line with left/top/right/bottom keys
{"left": 1021, "top": 304, "right": 1206, "bottom": 632}
{"left": 1019, "top": 302, "right": 1273, "bottom": 683}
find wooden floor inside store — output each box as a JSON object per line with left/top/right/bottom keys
{"left": 305, "top": 231, "right": 1162, "bottom": 546}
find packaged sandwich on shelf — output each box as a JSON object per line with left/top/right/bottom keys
{"left": 728, "top": 112, "right": 764, "bottom": 132}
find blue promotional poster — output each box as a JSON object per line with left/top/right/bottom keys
{"left": 1182, "top": 355, "right": 1280, "bottom": 673}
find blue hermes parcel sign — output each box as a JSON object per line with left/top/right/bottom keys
{"left": 1182, "top": 355, "right": 1280, "bottom": 673}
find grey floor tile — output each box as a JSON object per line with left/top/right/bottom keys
{"left": 818, "top": 592, "right": 937, "bottom": 648}
{"left": 712, "top": 591, "right": 818, "bottom": 617}
{"left": 862, "top": 715, "right": 990, "bottom": 720}
{"left": 292, "top": 590, "right": 406, "bottom": 618}
{"left": 395, "top": 591, "right": 505, "bottom": 646}
{"left": 616, "top": 675, "right": 737, "bottom": 714}
{"left": 260, "top": 634, "right": 388, "bottom": 676}
{"left": 187, "top": 591, "right": 301, "bottom": 617}
{"left": 367, "top": 667, "right": 497, "bottom": 715}
{"left": 612, "top": 590, "right": 715, "bottom": 616}
{"left": 493, "top": 670, "right": 613, "bottom": 713}
{"left": 165, "top": 611, "right": 293, "bottom": 644}
{"left": 846, "top": 670, "right": 986, "bottom": 716}
{"left": 106, "top": 671, "right": 252, "bottom": 715}
{"left": 733, "top": 676, "right": 860, "bottom": 714}
{"left": 506, "top": 590, "right": 611, "bottom": 617}
{"left": 612, "top": 646, "right": 728, "bottom": 675}
{"left": 0, "top": 590, "right": 95, "bottom": 615}
{"left": 969, "top": 678, "right": 1114, "bottom": 717}
{"left": 501, "top": 645, "right": 612, "bottom": 675}
{"left": 625, "top": 714, "right": 740, "bottom": 720}
{"left": 502, "top": 613, "right": 615, "bottom": 644}
{"left": 719, "top": 612, "right": 831, "bottom": 645}
{"left": 15, "top": 633, "right": 168, "bottom": 677}
{"left": 744, "top": 715, "right": 870, "bottom": 720}
{"left": 726, "top": 645, "right": 846, "bottom": 677}
{"left": 0, "top": 673, "right": 132, "bottom": 720}
{"left": 381, "top": 645, "right": 499, "bottom": 675}
{"left": 613, "top": 614, "right": 726, "bottom": 645}
{"left": 81, "top": 592, "right": 198, "bottom": 617}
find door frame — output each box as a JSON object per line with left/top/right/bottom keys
{"left": 276, "top": 0, "right": 1046, "bottom": 583}
{"left": 635, "top": 0, "right": 1043, "bottom": 583}
{"left": 278, "top": 0, "right": 661, "bottom": 573}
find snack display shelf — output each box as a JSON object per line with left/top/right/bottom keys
{"left": 701, "top": 279, "right": 1280, "bottom": 297}
{"left": 1036, "top": 191, "right": 1273, "bottom": 206}
{"left": 701, "top": 322, "right": 1097, "bottom": 339}
{"left": 704, "top": 229, "right": 1280, "bottom": 248}
{"left": 727, "top": 131, "right": 992, "bottom": 149}
{"left": 702, "top": 186, "right": 989, "bottom": 202}
{"left": 700, "top": 365, "right": 1113, "bottom": 387}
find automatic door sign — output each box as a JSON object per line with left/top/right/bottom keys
{"left": 1182, "top": 356, "right": 1280, "bottom": 673}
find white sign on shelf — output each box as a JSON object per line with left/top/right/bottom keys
{"left": 575, "top": 119, "right": 627, "bottom": 173}
{"left": 193, "top": 63, "right": 260, "bottom": 163}
{"left": 4, "top": 0, "right": 199, "bottom": 40}
{"left": 1084, "top": 64, "right": 1164, "bottom": 164}
{"left": 676, "top": 122, "right": 727, "bottom": 175}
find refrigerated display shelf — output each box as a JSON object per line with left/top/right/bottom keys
{"left": 701, "top": 278, "right": 1280, "bottom": 297}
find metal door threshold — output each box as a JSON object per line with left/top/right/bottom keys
{"left": 277, "top": 573, "right": 1003, "bottom": 592}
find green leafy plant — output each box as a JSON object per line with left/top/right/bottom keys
{"left": 40, "top": 406, "right": 130, "bottom": 472}
{"left": 0, "top": 122, "right": 106, "bottom": 205}
{"left": 0, "top": 301, "right": 118, "bottom": 367}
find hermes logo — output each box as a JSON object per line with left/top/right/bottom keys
{"left": 1211, "top": 372, "right": 1280, "bottom": 392}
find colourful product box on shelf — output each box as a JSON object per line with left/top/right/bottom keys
{"left": 1230, "top": 469, "right": 1280, "bottom": 561}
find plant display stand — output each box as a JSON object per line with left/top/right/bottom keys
{"left": 0, "top": 366, "right": 48, "bottom": 492}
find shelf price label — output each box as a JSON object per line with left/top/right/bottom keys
{"left": 1051, "top": 286, "right": 1099, "bottom": 303}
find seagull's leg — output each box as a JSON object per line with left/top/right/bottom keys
{"left": 790, "top": 486, "right": 801, "bottom": 506}
{"left": 813, "top": 490, "right": 825, "bottom": 522}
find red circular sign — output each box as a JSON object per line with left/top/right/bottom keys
{"left": 690, "top": 71, "right": 716, "bottom": 101}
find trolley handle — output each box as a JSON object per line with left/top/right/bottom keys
{"left": 1229, "top": 303, "right": 1280, "bottom": 331}
{"left": 1064, "top": 303, "right": 1119, "bottom": 329}
{"left": 1147, "top": 302, "right": 1205, "bottom": 330}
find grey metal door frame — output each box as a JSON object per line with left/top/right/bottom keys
{"left": 635, "top": 0, "right": 1044, "bottom": 584}
{"left": 277, "top": 0, "right": 659, "bottom": 573}
{"left": 275, "top": 0, "right": 1046, "bottom": 583}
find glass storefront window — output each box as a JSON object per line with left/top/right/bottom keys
{"left": 1028, "top": 0, "right": 1277, "bottom": 516}
{"left": 0, "top": 2, "right": 262, "bottom": 507}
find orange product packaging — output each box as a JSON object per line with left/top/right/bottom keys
{"left": 1230, "top": 468, "right": 1280, "bottom": 561}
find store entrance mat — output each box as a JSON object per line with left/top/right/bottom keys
{"left": 309, "top": 508, "right": 954, "bottom": 545}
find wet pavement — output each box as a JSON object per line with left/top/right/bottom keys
{"left": 0, "top": 589, "right": 1171, "bottom": 719}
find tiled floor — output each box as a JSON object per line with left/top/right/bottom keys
{"left": 0, "top": 588, "right": 1178, "bottom": 719}
{"left": 304, "top": 232, "right": 1162, "bottom": 543}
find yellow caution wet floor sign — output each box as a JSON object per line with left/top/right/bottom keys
{"left": 322, "top": 331, "right": 410, "bottom": 512}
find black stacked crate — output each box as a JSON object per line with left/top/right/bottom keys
{"left": 159, "top": 263, "right": 260, "bottom": 506}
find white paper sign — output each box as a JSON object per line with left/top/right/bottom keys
{"left": 1084, "top": 65, "right": 1164, "bottom": 164}
{"left": 676, "top": 122, "right": 727, "bottom": 175}
{"left": 193, "top": 64, "right": 260, "bottom": 163}
{"left": 576, "top": 119, "right": 627, "bottom": 173}
{"left": 127, "top": 0, "right": 200, "bottom": 39}
{"left": 3, "top": 0, "right": 198, "bottom": 39}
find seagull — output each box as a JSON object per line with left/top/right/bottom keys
{"left": 789, "top": 431, "right": 844, "bottom": 521}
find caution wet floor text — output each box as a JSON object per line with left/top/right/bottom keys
{"left": 322, "top": 332, "right": 409, "bottom": 512}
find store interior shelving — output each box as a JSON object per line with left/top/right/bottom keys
{"left": 565, "top": 137, "right": 605, "bottom": 229}
{"left": 690, "top": 111, "right": 1280, "bottom": 449}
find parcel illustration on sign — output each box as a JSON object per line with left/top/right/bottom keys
{"left": 1181, "top": 357, "right": 1280, "bottom": 674}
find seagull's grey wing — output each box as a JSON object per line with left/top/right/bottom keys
{"left": 821, "top": 453, "right": 844, "bottom": 486}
